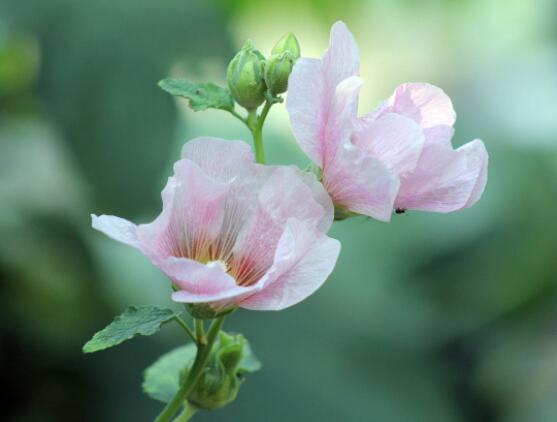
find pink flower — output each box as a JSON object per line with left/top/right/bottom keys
{"left": 287, "top": 21, "right": 488, "bottom": 221}
{"left": 92, "top": 138, "right": 340, "bottom": 312}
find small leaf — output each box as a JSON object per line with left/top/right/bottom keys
{"left": 158, "top": 78, "right": 234, "bottom": 112}
{"left": 83, "top": 305, "right": 179, "bottom": 353}
{"left": 143, "top": 344, "right": 197, "bottom": 403}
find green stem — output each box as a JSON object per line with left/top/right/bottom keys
{"left": 249, "top": 101, "right": 272, "bottom": 164}
{"left": 154, "top": 317, "right": 225, "bottom": 422}
{"left": 172, "top": 403, "right": 197, "bottom": 422}
{"left": 194, "top": 319, "right": 205, "bottom": 344}
{"left": 228, "top": 108, "right": 247, "bottom": 125}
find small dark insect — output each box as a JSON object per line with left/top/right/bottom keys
{"left": 395, "top": 208, "right": 406, "bottom": 214}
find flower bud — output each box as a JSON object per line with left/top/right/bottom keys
{"left": 187, "top": 332, "right": 247, "bottom": 410}
{"left": 271, "top": 32, "right": 300, "bottom": 60}
{"left": 264, "top": 52, "right": 295, "bottom": 95}
{"left": 226, "top": 40, "right": 266, "bottom": 110}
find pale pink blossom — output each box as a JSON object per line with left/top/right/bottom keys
{"left": 287, "top": 21, "right": 488, "bottom": 221}
{"left": 92, "top": 138, "right": 340, "bottom": 311}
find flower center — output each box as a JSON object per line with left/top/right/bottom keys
{"left": 206, "top": 259, "right": 229, "bottom": 274}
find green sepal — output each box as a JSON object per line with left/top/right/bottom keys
{"left": 334, "top": 206, "right": 360, "bottom": 221}
{"left": 158, "top": 78, "right": 234, "bottom": 112}
{"left": 185, "top": 303, "right": 236, "bottom": 320}
{"left": 82, "top": 305, "right": 179, "bottom": 353}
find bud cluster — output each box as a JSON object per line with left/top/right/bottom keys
{"left": 226, "top": 33, "right": 300, "bottom": 110}
{"left": 188, "top": 332, "right": 257, "bottom": 410}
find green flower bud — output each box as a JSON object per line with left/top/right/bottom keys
{"left": 226, "top": 40, "right": 266, "bottom": 110}
{"left": 187, "top": 332, "right": 246, "bottom": 410}
{"left": 264, "top": 52, "right": 295, "bottom": 95}
{"left": 271, "top": 32, "right": 301, "bottom": 60}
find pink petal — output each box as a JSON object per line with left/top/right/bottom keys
{"left": 231, "top": 166, "right": 328, "bottom": 280}
{"left": 138, "top": 159, "right": 230, "bottom": 261}
{"left": 462, "top": 140, "right": 489, "bottom": 208}
{"left": 352, "top": 112, "right": 425, "bottom": 176}
{"left": 324, "top": 142, "right": 399, "bottom": 222}
{"left": 166, "top": 257, "right": 258, "bottom": 304}
{"left": 91, "top": 214, "right": 139, "bottom": 248}
{"left": 322, "top": 76, "right": 362, "bottom": 167}
{"left": 395, "top": 139, "right": 488, "bottom": 212}
{"left": 294, "top": 169, "right": 335, "bottom": 233}
{"left": 381, "top": 82, "right": 456, "bottom": 129}
{"left": 286, "top": 21, "right": 360, "bottom": 167}
{"left": 240, "top": 219, "right": 341, "bottom": 311}
{"left": 286, "top": 58, "right": 324, "bottom": 164}
{"left": 181, "top": 137, "right": 254, "bottom": 181}
{"left": 322, "top": 21, "right": 360, "bottom": 95}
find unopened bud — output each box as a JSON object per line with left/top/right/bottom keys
{"left": 188, "top": 332, "right": 246, "bottom": 410}
{"left": 264, "top": 52, "right": 295, "bottom": 95}
{"left": 271, "top": 33, "right": 300, "bottom": 59}
{"left": 226, "top": 40, "right": 266, "bottom": 110}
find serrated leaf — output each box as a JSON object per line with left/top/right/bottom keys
{"left": 143, "top": 343, "right": 197, "bottom": 403}
{"left": 83, "top": 305, "right": 179, "bottom": 353}
{"left": 143, "top": 335, "right": 261, "bottom": 403}
{"left": 158, "top": 78, "right": 234, "bottom": 112}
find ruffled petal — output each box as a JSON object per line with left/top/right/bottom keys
{"left": 395, "top": 139, "right": 489, "bottom": 212}
{"left": 230, "top": 166, "right": 328, "bottom": 285}
{"left": 322, "top": 21, "right": 360, "bottom": 93}
{"left": 181, "top": 137, "right": 254, "bottom": 182}
{"left": 138, "top": 159, "right": 230, "bottom": 262}
{"left": 286, "top": 21, "right": 360, "bottom": 167}
{"left": 287, "top": 58, "right": 325, "bottom": 164}
{"left": 240, "top": 219, "right": 340, "bottom": 311}
{"left": 380, "top": 82, "right": 456, "bottom": 129}
{"left": 91, "top": 214, "right": 139, "bottom": 248}
{"left": 324, "top": 142, "right": 399, "bottom": 222}
{"left": 462, "top": 140, "right": 489, "bottom": 208}
{"left": 294, "top": 169, "right": 335, "bottom": 233}
{"left": 352, "top": 112, "right": 425, "bottom": 176}
{"left": 166, "top": 257, "right": 258, "bottom": 304}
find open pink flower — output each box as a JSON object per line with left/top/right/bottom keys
{"left": 287, "top": 21, "right": 488, "bottom": 221}
{"left": 92, "top": 138, "right": 340, "bottom": 312}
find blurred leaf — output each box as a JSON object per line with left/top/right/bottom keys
{"left": 83, "top": 305, "right": 179, "bottom": 353}
{"left": 158, "top": 78, "right": 234, "bottom": 111}
{"left": 143, "top": 343, "right": 197, "bottom": 403}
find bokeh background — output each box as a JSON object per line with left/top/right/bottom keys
{"left": 1, "top": 0, "right": 557, "bottom": 421}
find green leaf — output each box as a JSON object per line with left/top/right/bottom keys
{"left": 158, "top": 78, "right": 234, "bottom": 112}
{"left": 143, "top": 334, "right": 261, "bottom": 403}
{"left": 83, "top": 305, "right": 179, "bottom": 353}
{"left": 143, "top": 343, "right": 197, "bottom": 403}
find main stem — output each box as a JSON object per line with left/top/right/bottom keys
{"left": 154, "top": 317, "right": 225, "bottom": 422}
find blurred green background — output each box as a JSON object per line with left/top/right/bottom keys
{"left": 1, "top": 0, "right": 556, "bottom": 421}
